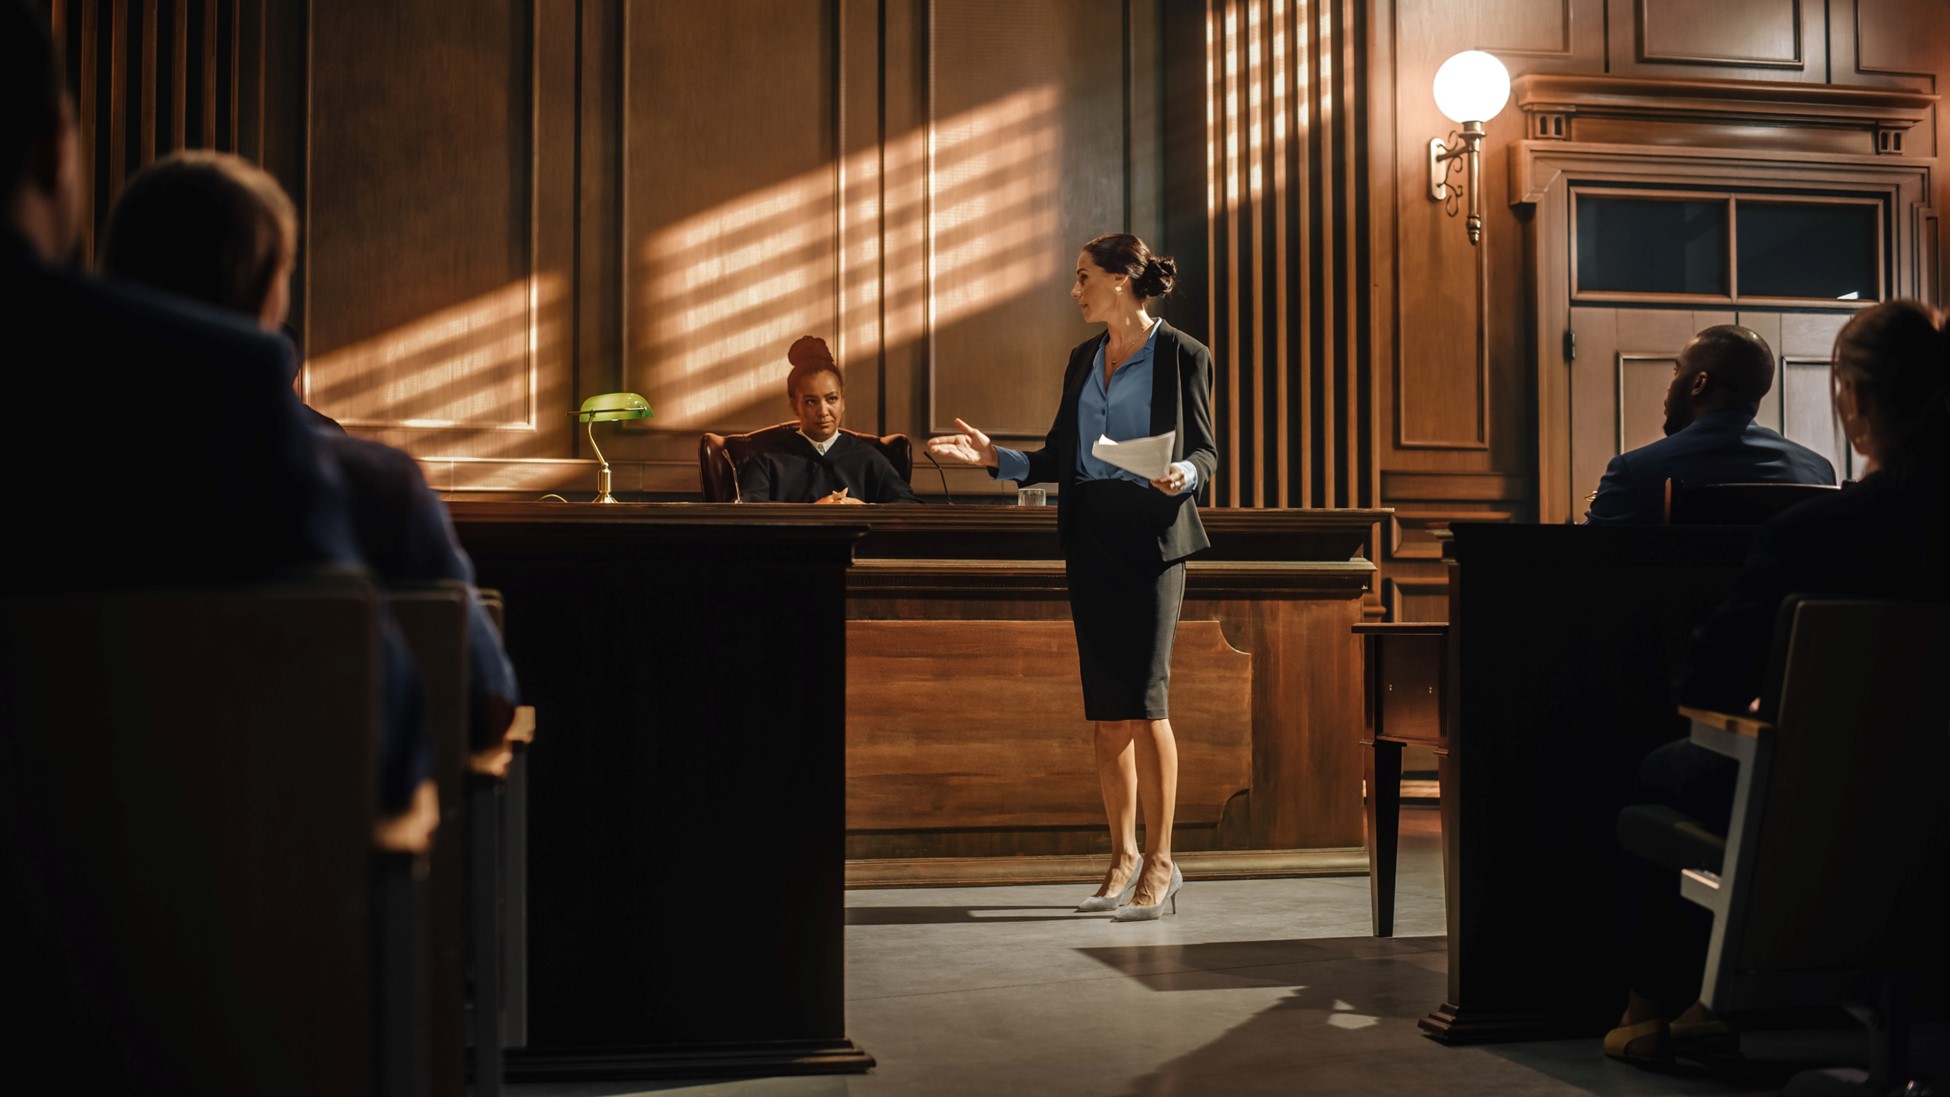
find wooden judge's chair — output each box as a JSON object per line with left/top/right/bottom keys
{"left": 698, "top": 422, "right": 913, "bottom": 501}
{"left": 1662, "top": 479, "right": 1839, "bottom": 524}
{"left": 1618, "top": 597, "right": 1950, "bottom": 1095}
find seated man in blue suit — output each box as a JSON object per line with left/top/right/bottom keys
{"left": 1584, "top": 325, "right": 1835, "bottom": 524}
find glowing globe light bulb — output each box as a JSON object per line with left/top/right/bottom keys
{"left": 1432, "top": 50, "right": 1510, "bottom": 124}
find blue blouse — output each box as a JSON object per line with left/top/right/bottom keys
{"left": 995, "top": 320, "right": 1198, "bottom": 492}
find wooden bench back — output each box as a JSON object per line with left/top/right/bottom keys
{"left": 0, "top": 576, "right": 381, "bottom": 1094}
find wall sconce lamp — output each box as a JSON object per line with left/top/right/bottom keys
{"left": 574, "top": 392, "right": 653, "bottom": 503}
{"left": 1428, "top": 50, "right": 1511, "bottom": 246}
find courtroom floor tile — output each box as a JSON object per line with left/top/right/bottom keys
{"left": 511, "top": 807, "right": 1944, "bottom": 1097}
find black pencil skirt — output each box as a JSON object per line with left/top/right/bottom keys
{"left": 1064, "top": 479, "right": 1188, "bottom": 722}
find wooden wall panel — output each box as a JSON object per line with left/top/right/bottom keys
{"left": 1467, "top": 0, "right": 1603, "bottom": 69}
{"left": 927, "top": 0, "right": 1128, "bottom": 439}
{"left": 1611, "top": 0, "right": 1825, "bottom": 82}
{"left": 1385, "top": 0, "right": 1582, "bottom": 473}
{"left": 303, "top": 0, "right": 551, "bottom": 452}
{"left": 620, "top": 0, "right": 839, "bottom": 437}
{"left": 1836, "top": 0, "right": 1950, "bottom": 93}
{"left": 1201, "top": 0, "right": 1377, "bottom": 511}
{"left": 847, "top": 620, "right": 1252, "bottom": 831}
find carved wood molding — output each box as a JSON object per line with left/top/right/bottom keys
{"left": 1510, "top": 140, "right": 1932, "bottom": 207}
{"left": 1511, "top": 73, "right": 1937, "bottom": 145}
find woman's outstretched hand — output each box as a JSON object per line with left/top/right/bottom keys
{"left": 927, "top": 417, "right": 999, "bottom": 468}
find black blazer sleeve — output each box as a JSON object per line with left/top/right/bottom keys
{"left": 1177, "top": 337, "right": 1218, "bottom": 500}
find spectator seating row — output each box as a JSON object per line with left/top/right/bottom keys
{"left": 0, "top": 570, "right": 528, "bottom": 1096}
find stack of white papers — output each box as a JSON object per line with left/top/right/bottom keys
{"left": 1090, "top": 431, "right": 1176, "bottom": 480}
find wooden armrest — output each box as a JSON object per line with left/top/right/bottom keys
{"left": 1679, "top": 705, "right": 1773, "bottom": 739}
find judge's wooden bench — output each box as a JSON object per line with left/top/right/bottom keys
{"left": 454, "top": 502, "right": 1388, "bottom": 887}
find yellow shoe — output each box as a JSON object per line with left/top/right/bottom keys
{"left": 1603, "top": 1017, "right": 1672, "bottom": 1066}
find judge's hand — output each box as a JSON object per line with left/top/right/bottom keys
{"left": 815, "top": 487, "right": 864, "bottom": 505}
{"left": 927, "top": 417, "right": 999, "bottom": 468}
{"left": 1151, "top": 466, "right": 1190, "bottom": 495}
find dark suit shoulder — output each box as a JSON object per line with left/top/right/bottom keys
{"left": 323, "top": 433, "right": 430, "bottom": 492}
{"left": 1155, "top": 319, "right": 1213, "bottom": 363}
{"left": 48, "top": 265, "right": 293, "bottom": 374}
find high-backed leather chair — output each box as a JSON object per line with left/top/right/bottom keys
{"left": 1662, "top": 479, "right": 1840, "bottom": 524}
{"left": 698, "top": 422, "right": 913, "bottom": 502}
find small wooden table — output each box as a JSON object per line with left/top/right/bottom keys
{"left": 1354, "top": 622, "right": 1447, "bottom": 937}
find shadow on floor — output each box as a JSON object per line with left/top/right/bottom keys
{"left": 1078, "top": 938, "right": 1938, "bottom": 1097}
{"left": 845, "top": 905, "right": 1101, "bottom": 926}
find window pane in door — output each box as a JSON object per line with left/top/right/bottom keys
{"left": 1737, "top": 202, "right": 1879, "bottom": 301}
{"left": 1576, "top": 197, "right": 1727, "bottom": 295}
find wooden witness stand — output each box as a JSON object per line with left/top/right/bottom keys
{"left": 447, "top": 501, "right": 1385, "bottom": 1080}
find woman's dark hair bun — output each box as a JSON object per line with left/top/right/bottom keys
{"left": 1135, "top": 256, "right": 1177, "bottom": 300}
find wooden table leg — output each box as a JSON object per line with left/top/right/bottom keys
{"left": 1365, "top": 738, "right": 1403, "bottom": 937}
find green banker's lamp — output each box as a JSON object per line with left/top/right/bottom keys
{"left": 575, "top": 392, "right": 654, "bottom": 503}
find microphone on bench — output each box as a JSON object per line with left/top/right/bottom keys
{"left": 723, "top": 449, "right": 742, "bottom": 503}
{"left": 923, "top": 448, "right": 955, "bottom": 505}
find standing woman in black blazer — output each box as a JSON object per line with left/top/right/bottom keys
{"left": 929, "top": 233, "right": 1217, "bottom": 921}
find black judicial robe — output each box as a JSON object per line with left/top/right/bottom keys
{"left": 737, "top": 432, "right": 920, "bottom": 504}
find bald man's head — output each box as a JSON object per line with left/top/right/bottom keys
{"left": 1663, "top": 325, "right": 1775, "bottom": 435}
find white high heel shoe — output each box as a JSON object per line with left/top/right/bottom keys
{"left": 1111, "top": 861, "right": 1183, "bottom": 922}
{"left": 1075, "top": 860, "right": 1143, "bottom": 912}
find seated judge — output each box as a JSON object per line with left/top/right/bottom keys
{"left": 98, "top": 149, "right": 522, "bottom": 779}
{"left": 736, "top": 335, "right": 920, "bottom": 504}
{"left": 1584, "top": 325, "right": 1834, "bottom": 524}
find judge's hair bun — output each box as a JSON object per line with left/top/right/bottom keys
{"left": 785, "top": 335, "right": 842, "bottom": 398}
{"left": 788, "top": 335, "right": 835, "bottom": 369}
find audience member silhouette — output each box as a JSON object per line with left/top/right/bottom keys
{"left": 1584, "top": 325, "right": 1835, "bottom": 524}
{"left": 100, "top": 150, "right": 521, "bottom": 767}
{"left": 1607, "top": 299, "right": 1950, "bottom": 1064}
{"left": 0, "top": 8, "right": 425, "bottom": 816}
{"left": 0, "top": 1, "right": 427, "bottom": 1082}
